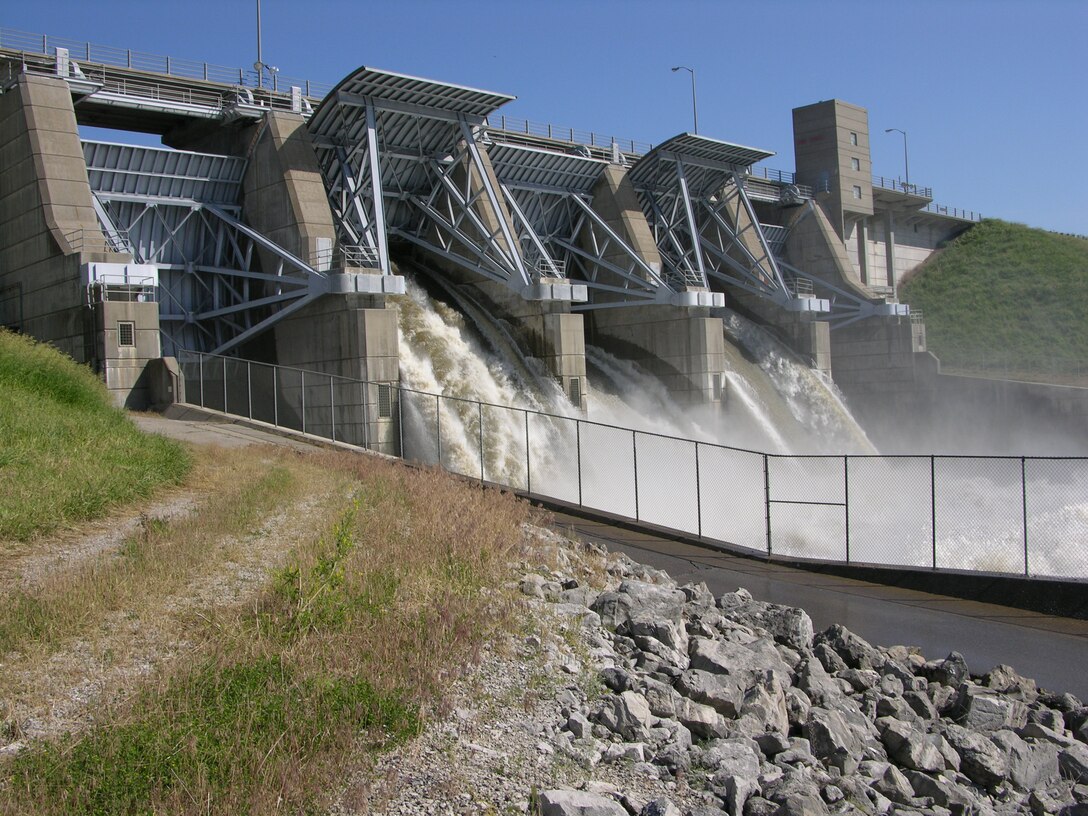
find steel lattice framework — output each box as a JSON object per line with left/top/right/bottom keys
{"left": 626, "top": 134, "right": 826, "bottom": 313}
{"left": 485, "top": 141, "right": 690, "bottom": 310}
{"left": 307, "top": 67, "right": 587, "bottom": 302}
{"left": 83, "top": 141, "right": 329, "bottom": 355}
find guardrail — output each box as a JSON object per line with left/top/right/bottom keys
{"left": 922, "top": 203, "right": 983, "bottom": 222}
{"left": 0, "top": 26, "right": 330, "bottom": 98}
{"left": 63, "top": 226, "right": 130, "bottom": 254}
{"left": 486, "top": 114, "right": 654, "bottom": 156}
{"left": 872, "top": 175, "right": 933, "bottom": 198}
{"left": 178, "top": 350, "right": 1088, "bottom": 581}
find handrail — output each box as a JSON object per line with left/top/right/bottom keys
{"left": 486, "top": 114, "right": 653, "bottom": 156}
{"left": 0, "top": 26, "right": 330, "bottom": 99}
{"left": 922, "top": 203, "right": 982, "bottom": 222}
{"left": 871, "top": 175, "right": 932, "bottom": 198}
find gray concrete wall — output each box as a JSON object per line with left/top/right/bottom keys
{"left": 241, "top": 112, "right": 337, "bottom": 270}
{"left": 274, "top": 293, "right": 401, "bottom": 455}
{"left": 824, "top": 317, "right": 925, "bottom": 449}
{"left": 1, "top": 74, "right": 99, "bottom": 359}
{"left": 468, "top": 278, "right": 589, "bottom": 410}
{"left": 784, "top": 201, "right": 872, "bottom": 301}
{"left": 884, "top": 358, "right": 1088, "bottom": 455}
{"left": 0, "top": 74, "right": 147, "bottom": 400}
{"left": 589, "top": 305, "right": 726, "bottom": 407}
{"left": 94, "top": 300, "right": 161, "bottom": 408}
{"left": 792, "top": 100, "right": 873, "bottom": 240}
{"left": 233, "top": 109, "right": 401, "bottom": 451}
{"left": 583, "top": 165, "right": 661, "bottom": 283}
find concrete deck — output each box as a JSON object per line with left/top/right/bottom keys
{"left": 133, "top": 407, "right": 1088, "bottom": 700}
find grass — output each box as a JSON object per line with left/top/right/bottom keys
{"left": 0, "top": 327, "right": 538, "bottom": 813}
{"left": 0, "top": 457, "right": 300, "bottom": 655}
{"left": 899, "top": 220, "right": 1088, "bottom": 384}
{"left": 1, "top": 449, "right": 533, "bottom": 814}
{"left": 0, "top": 329, "right": 191, "bottom": 541}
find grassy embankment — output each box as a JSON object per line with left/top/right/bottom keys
{"left": 0, "top": 329, "right": 532, "bottom": 813}
{"left": 900, "top": 219, "right": 1088, "bottom": 385}
{"left": 0, "top": 329, "right": 191, "bottom": 541}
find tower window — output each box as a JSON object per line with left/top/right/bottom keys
{"left": 117, "top": 321, "right": 135, "bottom": 347}
{"left": 568, "top": 377, "right": 581, "bottom": 406}
{"left": 849, "top": 132, "right": 858, "bottom": 146}
{"left": 851, "top": 157, "right": 860, "bottom": 171}
{"left": 852, "top": 185, "right": 863, "bottom": 200}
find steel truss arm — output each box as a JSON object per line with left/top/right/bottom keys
{"left": 458, "top": 117, "right": 531, "bottom": 286}
{"left": 89, "top": 192, "right": 334, "bottom": 356}
{"left": 777, "top": 259, "right": 908, "bottom": 328}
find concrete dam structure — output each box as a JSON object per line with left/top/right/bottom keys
{"left": 0, "top": 30, "right": 1006, "bottom": 451}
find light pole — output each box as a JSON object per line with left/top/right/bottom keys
{"left": 885, "top": 127, "right": 910, "bottom": 191}
{"left": 254, "top": 0, "right": 277, "bottom": 89}
{"left": 671, "top": 66, "right": 698, "bottom": 135}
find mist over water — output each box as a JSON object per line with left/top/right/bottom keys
{"left": 392, "top": 276, "right": 1087, "bottom": 579}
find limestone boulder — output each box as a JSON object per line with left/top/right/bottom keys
{"left": 538, "top": 789, "right": 628, "bottom": 816}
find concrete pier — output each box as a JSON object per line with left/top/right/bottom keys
{"left": 0, "top": 74, "right": 159, "bottom": 406}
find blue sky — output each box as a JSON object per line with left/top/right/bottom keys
{"left": 4, "top": 0, "right": 1085, "bottom": 234}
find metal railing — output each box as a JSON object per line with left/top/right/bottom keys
{"left": 178, "top": 350, "right": 1088, "bottom": 581}
{"left": 87, "top": 277, "right": 158, "bottom": 305}
{"left": 486, "top": 114, "right": 654, "bottom": 156}
{"left": 872, "top": 175, "right": 932, "bottom": 198}
{"left": 922, "top": 203, "right": 983, "bottom": 222}
{"left": 63, "top": 226, "right": 129, "bottom": 254}
{"left": 311, "top": 245, "right": 381, "bottom": 270}
{"left": 0, "top": 27, "right": 330, "bottom": 99}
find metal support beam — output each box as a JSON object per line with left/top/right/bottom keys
{"left": 365, "top": 102, "right": 391, "bottom": 274}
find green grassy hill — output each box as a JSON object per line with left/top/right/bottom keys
{"left": 900, "top": 219, "right": 1088, "bottom": 384}
{"left": 0, "top": 329, "right": 191, "bottom": 540}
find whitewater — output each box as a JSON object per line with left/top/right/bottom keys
{"left": 392, "top": 275, "right": 1087, "bottom": 580}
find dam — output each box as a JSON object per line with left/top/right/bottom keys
{"left": 1, "top": 29, "right": 1086, "bottom": 586}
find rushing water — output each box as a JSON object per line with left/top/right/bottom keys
{"left": 391, "top": 273, "right": 1087, "bottom": 579}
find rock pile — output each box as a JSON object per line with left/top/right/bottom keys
{"left": 518, "top": 535, "right": 1088, "bottom": 816}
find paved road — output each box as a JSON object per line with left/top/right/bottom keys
{"left": 134, "top": 408, "right": 1088, "bottom": 699}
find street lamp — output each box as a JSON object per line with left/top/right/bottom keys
{"left": 885, "top": 127, "right": 910, "bottom": 191}
{"left": 671, "top": 66, "right": 698, "bottom": 135}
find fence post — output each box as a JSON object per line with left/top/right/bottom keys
{"left": 199, "top": 353, "right": 205, "bottom": 408}
{"left": 361, "top": 381, "right": 369, "bottom": 451}
{"left": 330, "top": 377, "right": 336, "bottom": 443}
{"left": 844, "top": 455, "right": 850, "bottom": 562}
{"left": 930, "top": 455, "right": 937, "bottom": 569}
{"left": 576, "top": 420, "right": 583, "bottom": 507}
{"left": 764, "top": 454, "right": 772, "bottom": 556}
{"left": 695, "top": 442, "right": 702, "bottom": 538}
{"left": 632, "top": 430, "right": 639, "bottom": 521}
{"left": 397, "top": 386, "right": 404, "bottom": 458}
{"left": 273, "top": 366, "right": 278, "bottom": 427}
{"left": 247, "top": 361, "right": 253, "bottom": 420}
{"left": 222, "top": 357, "right": 228, "bottom": 413}
{"left": 478, "top": 401, "right": 484, "bottom": 484}
{"left": 435, "top": 394, "right": 441, "bottom": 468}
{"left": 1021, "top": 457, "right": 1029, "bottom": 576}
{"left": 301, "top": 370, "right": 306, "bottom": 434}
{"left": 524, "top": 411, "right": 531, "bottom": 494}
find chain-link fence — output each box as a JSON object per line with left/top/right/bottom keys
{"left": 177, "top": 351, "right": 1088, "bottom": 580}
